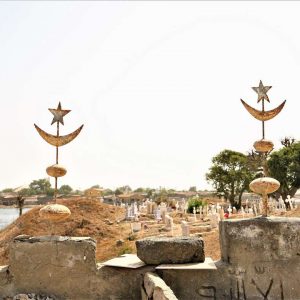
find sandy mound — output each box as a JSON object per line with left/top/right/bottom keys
{"left": 0, "top": 198, "right": 133, "bottom": 265}
{"left": 0, "top": 198, "right": 223, "bottom": 265}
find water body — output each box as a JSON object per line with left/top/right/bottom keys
{"left": 0, "top": 208, "right": 31, "bottom": 230}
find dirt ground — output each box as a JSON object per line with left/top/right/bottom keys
{"left": 0, "top": 198, "right": 299, "bottom": 265}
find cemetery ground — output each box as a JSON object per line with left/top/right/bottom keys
{"left": 0, "top": 197, "right": 299, "bottom": 266}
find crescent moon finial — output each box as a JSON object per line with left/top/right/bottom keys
{"left": 34, "top": 101, "right": 84, "bottom": 205}
{"left": 240, "top": 99, "right": 286, "bottom": 121}
{"left": 34, "top": 124, "right": 84, "bottom": 147}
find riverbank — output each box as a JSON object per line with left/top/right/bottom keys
{"left": 0, "top": 205, "right": 39, "bottom": 209}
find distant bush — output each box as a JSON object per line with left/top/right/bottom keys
{"left": 118, "top": 245, "right": 133, "bottom": 256}
{"left": 187, "top": 196, "right": 207, "bottom": 213}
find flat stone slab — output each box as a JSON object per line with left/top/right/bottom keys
{"left": 155, "top": 257, "right": 216, "bottom": 270}
{"left": 101, "top": 254, "right": 146, "bottom": 269}
{"left": 14, "top": 235, "right": 95, "bottom": 245}
{"left": 136, "top": 237, "right": 205, "bottom": 265}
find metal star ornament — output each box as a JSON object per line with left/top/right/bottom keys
{"left": 48, "top": 102, "right": 71, "bottom": 125}
{"left": 252, "top": 80, "right": 272, "bottom": 103}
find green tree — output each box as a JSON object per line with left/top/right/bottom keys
{"left": 59, "top": 185, "right": 73, "bottom": 195}
{"left": 1, "top": 188, "right": 13, "bottom": 193}
{"left": 145, "top": 188, "right": 155, "bottom": 198}
{"left": 189, "top": 186, "right": 197, "bottom": 192}
{"left": 73, "top": 189, "right": 83, "bottom": 195}
{"left": 187, "top": 196, "right": 207, "bottom": 213}
{"left": 18, "top": 188, "right": 34, "bottom": 197}
{"left": 154, "top": 187, "right": 169, "bottom": 204}
{"left": 46, "top": 188, "right": 55, "bottom": 196}
{"left": 268, "top": 141, "right": 300, "bottom": 200}
{"left": 115, "top": 185, "right": 132, "bottom": 195}
{"left": 103, "top": 188, "right": 113, "bottom": 196}
{"left": 206, "top": 149, "right": 255, "bottom": 209}
{"left": 29, "top": 179, "right": 52, "bottom": 195}
{"left": 91, "top": 184, "right": 102, "bottom": 189}
{"left": 114, "top": 188, "right": 122, "bottom": 196}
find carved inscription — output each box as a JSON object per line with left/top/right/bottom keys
{"left": 229, "top": 280, "right": 247, "bottom": 300}
{"left": 251, "top": 278, "right": 273, "bottom": 299}
{"left": 254, "top": 265, "right": 265, "bottom": 274}
{"left": 197, "top": 279, "right": 284, "bottom": 300}
{"left": 197, "top": 285, "right": 216, "bottom": 300}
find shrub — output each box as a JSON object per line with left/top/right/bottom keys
{"left": 187, "top": 196, "right": 207, "bottom": 213}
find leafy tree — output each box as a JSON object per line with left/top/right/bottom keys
{"left": 103, "top": 188, "right": 113, "bottom": 196}
{"left": 145, "top": 188, "right": 155, "bottom": 198}
{"left": 246, "top": 150, "right": 265, "bottom": 177}
{"left": 29, "top": 179, "right": 52, "bottom": 195}
{"left": 268, "top": 141, "right": 300, "bottom": 200}
{"left": 189, "top": 186, "right": 197, "bottom": 192}
{"left": 59, "top": 185, "right": 73, "bottom": 195}
{"left": 1, "top": 188, "right": 13, "bottom": 193}
{"left": 91, "top": 184, "right": 102, "bottom": 189}
{"left": 187, "top": 196, "right": 207, "bottom": 213}
{"left": 154, "top": 187, "right": 169, "bottom": 204}
{"left": 114, "top": 188, "right": 123, "bottom": 196}
{"left": 134, "top": 187, "right": 145, "bottom": 193}
{"left": 18, "top": 188, "right": 34, "bottom": 197}
{"left": 206, "top": 149, "right": 255, "bottom": 209}
{"left": 281, "top": 137, "right": 295, "bottom": 148}
{"left": 46, "top": 188, "right": 55, "bottom": 197}
{"left": 73, "top": 189, "right": 83, "bottom": 195}
{"left": 115, "top": 185, "right": 132, "bottom": 195}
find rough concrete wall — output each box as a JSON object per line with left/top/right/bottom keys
{"left": 1, "top": 235, "right": 155, "bottom": 300}
{"left": 161, "top": 217, "right": 300, "bottom": 300}
{"left": 1, "top": 217, "right": 300, "bottom": 299}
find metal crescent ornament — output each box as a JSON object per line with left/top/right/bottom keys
{"left": 240, "top": 99, "right": 286, "bottom": 121}
{"left": 34, "top": 124, "right": 84, "bottom": 147}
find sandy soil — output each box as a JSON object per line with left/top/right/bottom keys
{"left": 0, "top": 198, "right": 299, "bottom": 265}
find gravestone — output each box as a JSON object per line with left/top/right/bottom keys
{"left": 181, "top": 221, "right": 190, "bottom": 237}
{"left": 146, "top": 200, "right": 152, "bottom": 214}
{"left": 160, "top": 203, "right": 167, "bottom": 223}
{"left": 210, "top": 213, "right": 219, "bottom": 229}
{"left": 165, "top": 215, "right": 174, "bottom": 236}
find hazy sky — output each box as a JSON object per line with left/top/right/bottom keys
{"left": 0, "top": 2, "right": 299, "bottom": 191}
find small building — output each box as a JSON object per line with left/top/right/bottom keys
{"left": 24, "top": 196, "right": 39, "bottom": 205}
{"left": 0, "top": 193, "right": 18, "bottom": 206}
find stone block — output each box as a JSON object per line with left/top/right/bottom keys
{"left": 144, "top": 272, "right": 156, "bottom": 297}
{"left": 153, "top": 287, "right": 178, "bottom": 300}
{"left": 9, "top": 236, "right": 96, "bottom": 298}
{"left": 162, "top": 217, "right": 300, "bottom": 300}
{"left": 141, "top": 286, "right": 148, "bottom": 300}
{"left": 219, "top": 216, "right": 300, "bottom": 264}
{"left": 144, "top": 272, "right": 178, "bottom": 300}
{"left": 136, "top": 237, "right": 205, "bottom": 264}
{"left": 4, "top": 235, "right": 156, "bottom": 300}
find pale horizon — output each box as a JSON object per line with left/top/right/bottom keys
{"left": 0, "top": 2, "right": 299, "bottom": 191}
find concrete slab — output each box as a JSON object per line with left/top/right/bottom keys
{"left": 155, "top": 257, "right": 216, "bottom": 270}
{"left": 101, "top": 254, "right": 146, "bottom": 269}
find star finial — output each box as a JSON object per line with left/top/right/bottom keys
{"left": 252, "top": 80, "right": 272, "bottom": 103}
{"left": 48, "top": 102, "right": 71, "bottom": 125}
